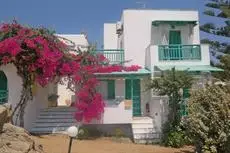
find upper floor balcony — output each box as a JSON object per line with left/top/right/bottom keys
{"left": 96, "top": 49, "right": 124, "bottom": 65}
{"left": 158, "top": 44, "right": 201, "bottom": 61}
{"left": 145, "top": 44, "right": 211, "bottom": 71}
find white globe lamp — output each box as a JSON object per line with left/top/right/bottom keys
{"left": 66, "top": 126, "right": 79, "bottom": 153}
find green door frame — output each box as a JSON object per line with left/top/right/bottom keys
{"left": 0, "top": 71, "right": 8, "bottom": 104}
{"left": 125, "top": 78, "right": 141, "bottom": 117}
{"left": 169, "top": 30, "right": 182, "bottom": 60}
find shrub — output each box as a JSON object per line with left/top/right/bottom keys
{"left": 77, "top": 126, "right": 102, "bottom": 140}
{"left": 185, "top": 85, "right": 230, "bottom": 153}
{"left": 203, "top": 10, "right": 215, "bottom": 16}
{"left": 225, "top": 20, "right": 230, "bottom": 26}
{"left": 114, "top": 128, "right": 125, "bottom": 138}
{"left": 162, "top": 124, "right": 191, "bottom": 148}
{"left": 205, "top": 3, "right": 220, "bottom": 8}
{"left": 217, "top": 11, "right": 228, "bottom": 18}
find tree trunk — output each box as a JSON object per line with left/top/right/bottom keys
{"left": 11, "top": 86, "right": 31, "bottom": 127}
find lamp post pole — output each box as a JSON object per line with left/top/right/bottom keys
{"left": 68, "top": 137, "right": 73, "bottom": 153}
{"left": 66, "top": 126, "right": 79, "bottom": 153}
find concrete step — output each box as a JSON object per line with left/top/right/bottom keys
{"left": 35, "top": 118, "right": 76, "bottom": 123}
{"left": 39, "top": 111, "right": 75, "bottom": 115}
{"left": 131, "top": 123, "right": 154, "bottom": 129}
{"left": 132, "top": 119, "right": 153, "bottom": 124}
{"left": 37, "top": 115, "right": 74, "bottom": 119}
{"left": 30, "top": 127, "right": 69, "bottom": 134}
{"left": 133, "top": 133, "right": 161, "bottom": 139}
{"left": 134, "top": 139, "right": 160, "bottom": 144}
{"left": 30, "top": 107, "right": 78, "bottom": 134}
{"left": 42, "top": 107, "right": 75, "bottom": 112}
{"left": 132, "top": 128, "right": 157, "bottom": 134}
{"left": 33, "top": 122, "right": 77, "bottom": 128}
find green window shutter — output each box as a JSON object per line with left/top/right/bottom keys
{"left": 180, "top": 88, "right": 190, "bottom": 116}
{"left": 107, "top": 80, "right": 115, "bottom": 99}
{"left": 183, "top": 88, "right": 190, "bottom": 99}
{"left": 125, "top": 79, "right": 132, "bottom": 99}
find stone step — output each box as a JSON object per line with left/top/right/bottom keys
{"left": 133, "top": 133, "right": 161, "bottom": 139}
{"left": 39, "top": 111, "right": 75, "bottom": 116}
{"left": 132, "top": 119, "right": 153, "bottom": 124}
{"left": 131, "top": 123, "right": 154, "bottom": 129}
{"left": 132, "top": 128, "right": 157, "bottom": 134}
{"left": 42, "top": 107, "right": 75, "bottom": 112}
{"left": 134, "top": 139, "right": 160, "bottom": 144}
{"left": 35, "top": 118, "right": 76, "bottom": 123}
{"left": 30, "top": 127, "right": 68, "bottom": 134}
{"left": 37, "top": 115, "right": 74, "bottom": 119}
{"left": 33, "top": 122, "right": 77, "bottom": 128}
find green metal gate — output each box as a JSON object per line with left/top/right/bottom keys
{"left": 125, "top": 79, "right": 141, "bottom": 117}
{"left": 0, "top": 71, "right": 8, "bottom": 104}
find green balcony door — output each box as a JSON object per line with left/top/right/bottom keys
{"left": 125, "top": 79, "right": 141, "bottom": 117}
{"left": 169, "top": 31, "right": 182, "bottom": 60}
{"left": 0, "top": 71, "right": 8, "bottom": 104}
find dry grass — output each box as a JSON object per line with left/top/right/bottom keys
{"left": 33, "top": 134, "right": 194, "bottom": 153}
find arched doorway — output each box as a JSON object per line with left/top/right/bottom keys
{"left": 0, "top": 71, "right": 8, "bottom": 104}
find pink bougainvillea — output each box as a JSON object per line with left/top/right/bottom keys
{"left": 0, "top": 21, "right": 141, "bottom": 123}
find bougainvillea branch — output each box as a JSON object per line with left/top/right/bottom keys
{"left": 0, "top": 21, "right": 141, "bottom": 126}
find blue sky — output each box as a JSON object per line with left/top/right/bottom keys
{"left": 0, "top": 0, "right": 219, "bottom": 48}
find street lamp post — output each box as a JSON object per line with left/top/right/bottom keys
{"left": 67, "top": 126, "right": 79, "bottom": 153}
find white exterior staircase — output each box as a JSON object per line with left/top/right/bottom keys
{"left": 30, "top": 107, "right": 78, "bottom": 134}
{"left": 132, "top": 117, "right": 161, "bottom": 144}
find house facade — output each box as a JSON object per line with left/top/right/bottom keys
{"left": 95, "top": 9, "right": 222, "bottom": 142}
{"left": 0, "top": 9, "right": 222, "bottom": 143}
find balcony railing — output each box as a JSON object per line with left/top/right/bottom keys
{"left": 0, "top": 90, "right": 8, "bottom": 104}
{"left": 96, "top": 49, "right": 124, "bottom": 64}
{"left": 158, "top": 45, "right": 201, "bottom": 61}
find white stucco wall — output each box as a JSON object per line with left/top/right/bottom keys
{"left": 103, "top": 101, "right": 132, "bottom": 124}
{"left": 151, "top": 24, "right": 196, "bottom": 45}
{"left": 57, "top": 34, "right": 89, "bottom": 52}
{"left": 104, "top": 23, "right": 119, "bottom": 49}
{"left": 140, "top": 77, "right": 151, "bottom": 116}
{"left": 98, "top": 79, "right": 131, "bottom": 124}
{"left": 56, "top": 34, "right": 89, "bottom": 106}
{"left": 0, "top": 64, "right": 49, "bottom": 131}
{"left": 120, "top": 9, "right": 200, "bottom": 67}
{"left": 149, "top": 96, "right": 169, "bottom": 132}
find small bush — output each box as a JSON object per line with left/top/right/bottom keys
{"left": 77, "top": 126, "right": 102, "bottom": 140}
{"left": 114, "top": 128, "right": 125, "bottom": 138}
{"left": 162, "top": 126, "right": 191, "bottom": 148}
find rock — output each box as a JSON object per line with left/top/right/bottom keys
{"left": 0, "top": 123, "right": 44, "bottom": 153}
{"left": 0, "top": 105, "right": 8, "bottom": 132}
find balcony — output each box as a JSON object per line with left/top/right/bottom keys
{"left": 96, "top": 49, "right": 124, "bottom": 64}
{"left": 145, "top": 44, "right": 211, "bottom": 71}
{"left": 0, "top": 90, "right": 8, "bottom": 104}
{"left": 158, "top": 45, "right": 201, "bottom": 61}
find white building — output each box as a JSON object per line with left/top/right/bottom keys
{"left": 0, "top": 34, "right": 88, "bottom": 131}
{"left": 96, "top": 9, "right": 222, "bottom": 142}
{"left": 0, "top": 9, "right": 222, "bottom": 143}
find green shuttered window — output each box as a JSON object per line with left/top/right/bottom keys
{"left": 107, "top": 80, "right": 115, "bottom": 99}
{"left": 180, "top": 88, "right": 190, "bottom": 116}
{"left": 125, "top": 79, "right": 132, "bottom": 99}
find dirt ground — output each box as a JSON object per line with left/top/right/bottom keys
{"left": 33, "top": 134, "right": 194, "bottom": 153}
